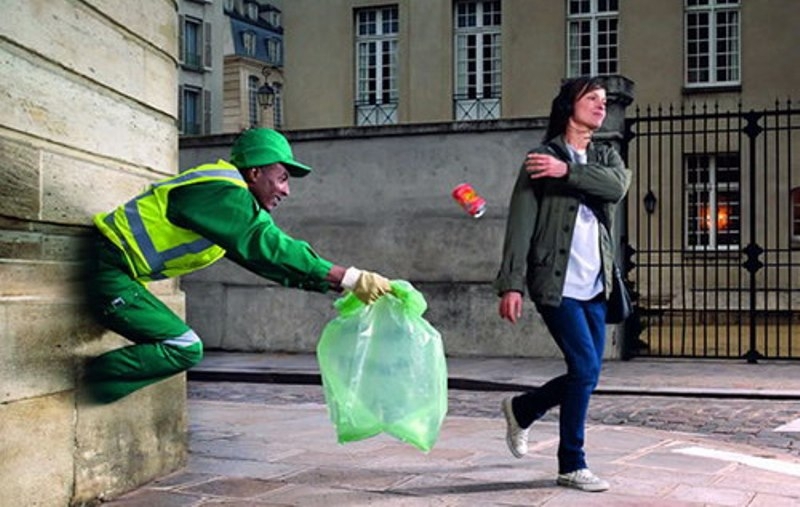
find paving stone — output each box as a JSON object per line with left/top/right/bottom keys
{"left": 181, "top": 477, "right": 285, "bottom": 498}
{"left": 101, "top": 354, "right": 800, "bottom": 505}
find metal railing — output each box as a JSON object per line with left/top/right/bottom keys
{"left": 622, "top": 101, "right": 800, "bottom": 360}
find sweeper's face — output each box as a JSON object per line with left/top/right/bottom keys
{"left": 247, "top": 163, "right": 290, "bottom": 212}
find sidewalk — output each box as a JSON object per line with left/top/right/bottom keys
{"left": 103, "top": 352, "right": 800, "bottom": 506}
{"left": 190, "top": 351, "right": 800, "bottom": 399}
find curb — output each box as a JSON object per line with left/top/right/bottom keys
{"left": 187, "top": 368, "right": 800, "bottom": 400}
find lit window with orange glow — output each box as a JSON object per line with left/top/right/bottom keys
{"left": 685, "top": 153, "right": 740, "bottom": 250}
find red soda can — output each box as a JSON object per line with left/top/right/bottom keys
{"left": 452, "top": 183, "right": 487, "bottom": 218}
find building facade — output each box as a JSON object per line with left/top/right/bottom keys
{"left": 271, "top": 0, "right": 800, "bottom": 360}
{"left": 279, "top": 0, "right": 798, "bottom": 129}
{"left": 178, "top": 0, "right": 225, "bottom": 135}
{"left": 177, "top": 0, "right": 800, "bottom": 360}
{"left": 178, "top": 0, "right": 284, "bottom": 135}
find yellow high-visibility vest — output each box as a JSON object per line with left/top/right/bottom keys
{"left": 94, "top": 160, "right": 247, "bottom": 282}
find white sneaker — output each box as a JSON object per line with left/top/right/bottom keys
{"left": 501, "top": 397, "right": 528, "bottom": 458}
{"left": 556, "top": 468, "right": 610, "bottom": 492}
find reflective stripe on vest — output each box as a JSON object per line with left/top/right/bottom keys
{"left": 97, "top": 164, "right": 246, "bottom": 281}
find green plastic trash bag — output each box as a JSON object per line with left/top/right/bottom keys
{"left": 316, "top": 280, "right": 448, "bottom": 452}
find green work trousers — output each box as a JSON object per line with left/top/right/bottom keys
{"left": 83, "top": 233, "right": 204, "bottom": 403}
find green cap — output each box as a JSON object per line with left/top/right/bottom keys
{"left": 230, "top": 128, "right": 312, "bottom": 177}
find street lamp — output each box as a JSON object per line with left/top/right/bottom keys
{"left": 643, "top": 190, "right": 657, "bottom": 215}
{"left": 257, "top": 81, "right": 275, "bottom": 107}
{"left": 257, "top": 66, "right": 276, "bottom": 108}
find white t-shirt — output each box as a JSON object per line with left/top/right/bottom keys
{"left": 562, "top": 145, "right": 604, "bottom": 300}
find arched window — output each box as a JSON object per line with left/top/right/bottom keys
{"left": 248, "top": 75, "right": 260, "bottom": 127}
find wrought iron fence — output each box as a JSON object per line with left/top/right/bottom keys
{"left": 622, "top": 101, "right": 800, "bottom": 361}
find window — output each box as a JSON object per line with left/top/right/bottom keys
{"left": 354, "top": 6, "right": 399, "bottom": 126}
{"left": 266, "top": 38, "right": 282, "bottom": 65}
{"left": 242, "top": 31, "right": 257, "bottom": 56}
{"left": 263, "top": 7, "right": 281, "bottom": 28}
{"left": 180, "top": 86, "right": 202, "bottom": 135}
{"left": 567, "top": 0, "right": 618, "bottom": 77}
{"left": 248, "top": 75, "right": 260, "bottom": 127}
{"left": 685, "top": 153, "right": 741, "bottom": 250}
{"left": 246, "top": 1, "right": 259, "bottom": 20}
{"left": 273, "top": 83, "right": 283, "bottom": 129}
{"left": 792, "top": 188, "right": 800, "bottom": 246}
{"left": 180, "top": 16, "right": 211, "bottom": 70}
{"left": 454, "top": 0, "right": 501, "bottom": 121}
{"left": 685, "top": 0, "right": 740, "bottom": 87}
{"left": 181, "top": 17, "right": 202, "bottom": 68}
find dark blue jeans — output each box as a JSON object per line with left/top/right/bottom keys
{"left": 511, "top": 295, "right": 606, "bottom": 474}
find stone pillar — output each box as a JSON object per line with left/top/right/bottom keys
{"left": 0, "top": 1, "right": 188, "bottom": 504}
{"left": 595, "top": 74, "right": 636, "bottom": 152}
{"left": 595, "top": 75, "right": 636, "bottom": 357}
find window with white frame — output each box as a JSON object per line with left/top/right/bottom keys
{"left": 685, "top": 0, "right": 740, "bottom": 87}
{"left": 242, "top": 31, "right": 257, "bottom": 56}
{"left": 246, "top": 1, "right": 259, "bottom": 21}
{"left": 273, "top": 83, "right": 283, "bottom": 129}
{"left": 266, "top": 38, "right": 282, "bottom": 65}
{"left": 454, "top": 0, "right": 501, "bottom": 121}
{"left": 354, "top": 6, "right": 398, "bottom": 126}
{"left": 263, "top": 8, "right": 281, "bottom": 28}
{"left": 567, "top": 0, "right": 618, "bottom": 77}
{"left": 248, "top": 75, "right": 260, "bottom": 127}
{"left": 685, "top": 153, "right": 741, "bottom": 250}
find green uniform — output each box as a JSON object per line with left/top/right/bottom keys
{"left": 85, "top": 160, "right": 333, "bottom": 402}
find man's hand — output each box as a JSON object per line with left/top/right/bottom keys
{"left": 342, "top": 267, "right": 392, "bottom": 304}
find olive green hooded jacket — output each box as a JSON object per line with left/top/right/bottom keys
{"left": 494, "top": 136, "right": 632, "bottom": 307}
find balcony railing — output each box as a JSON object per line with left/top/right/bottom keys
{"left": 454, "top": 96, "right": 501, "bottom": 121}
{"left": 355, "top": 101, "right": 398, "bottom": 126}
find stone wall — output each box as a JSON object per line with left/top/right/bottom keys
{"left": 181, "top": 121, "right": 571, "bottom": 358}
{"left": 0, "top": 1, "right": 188, "bottom": 505}
{"left": 179, "top": 76, "right": 633, "bottom": 360}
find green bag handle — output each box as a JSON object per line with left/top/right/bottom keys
{"left": 333, "top": 280, "right": 427, "bottom": 317}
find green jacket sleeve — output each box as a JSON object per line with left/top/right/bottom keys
{"left": 494, "top": 163, "right": 538, "bottom": 295}
{"left": 560, "top": 143, "right": 631, "bottom": 204}
{"left": 166, "top": 180, "right": 334, "bottom": 292}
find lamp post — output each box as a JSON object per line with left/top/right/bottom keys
{"left": 256, "top": 66, "right": 275, "bottom": 108}
{"left": 257, "top": 81, "right": 275, "bottom": 108}
{"left": 256, "top": 66, "right": 278, "bottom": 127}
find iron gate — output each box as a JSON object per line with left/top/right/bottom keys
{"left": 622, "top": 101, "right": 800, "bottom": 361}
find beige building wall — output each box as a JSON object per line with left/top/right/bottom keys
{"left": 222, "top": 55, "right": 285, "bottom": 132}
{"left": 282, "top": 0, "right": 571, "bottom": 128}
{"left": 281, "top": 0, "right": 798, "bottom": 129}
{"left": 502, "top": 0, "right": 566, "bottom": 119}
{"left": 1, "top": 0, "right": 189, "bottom": 504}
{"left": 623, "top": 0, "right": 799, "bottom": 110}
{"left": 618, "top": 0, "right": 800, "bottom": 316}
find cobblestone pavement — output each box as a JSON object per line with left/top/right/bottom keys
{"left": 188, "top": 381, "right": 799, "bottom": 458}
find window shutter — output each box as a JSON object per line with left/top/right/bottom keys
{"left": 178, "top": 85, "right": 184, "bottom": 133}
{"left": 178, "top": 15, "right": 185, "bottom": 63}
{"left": 204, "top": 22, "right": 212, "bottom": 68}
{"left": 203, "top": 89, "right": 211, "bottom": 134}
